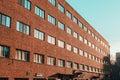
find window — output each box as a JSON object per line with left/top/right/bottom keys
{"left": 58, "top": 4, "right": 65, "bottom": 13}
{"left": 66, "top": 44, "right": 72, "bottom": 51}
{"left": 0, "top": 45, "right": 10, "bottom": 58}
{"left": 73, "top": 47, "right": 78, "bottom": 54}
{"left": 34, "top": 29, "right": 44, "bottom": 41}
{"left": 84, "top": 39, "right": 88, "bottom": 45}
{"left": 58, "top": 59, "right": 65, "bottom": 67}
{"left": 88, "top": 29, "right": 91, "bottom": 35}
{"left": 84, "top": 52, "right": 88, "bottom": 57}
{"left": 80, "top": 64, "right": 84, "bottom": 70}
{"left": 85, "top": 65, "right": 89, "bottom": 71}
{"left": 89, "top": 54, "right": 92, "bottom": 59}
{"left": 66, "top": 11, "right": 72, "bottom": 19}
{"left": 34, "top": 54, "right": 44, "bottom": 64}
{"left": 47, "top": 57, "right": 56, "bottom": 66}
{"left": 95, "top": 36, "right": 98, "bottom": 40}
{"left": 15, "top": 49, "right": 30, "bottom": 61}
{"left": 79, "top": 22, "right": 83, "bottom": 28}
{"left": 16, "top": 21, "right": 30, "bottom": 35}
{"left": 35, "top": 6, "right": 45, "bottom": 19}
{"left": 73, "top": 17, "right": 78, "bottom": 24}
{"left": 92, "top": 44, "right": 95, "bottom": 49}
{"left": 48, "top": 0, "right": 56, "bottom": 6}
{"left": 58, "top": 21, "right": 65, "bottom": 30}
{"left": 73, "top": 32, "right": 78, "bottom": 38}
{"left": 0, "top": 13, "right": 11, "bottom": 27}
{"left": 88, "top": 41, "right": 92, "bottom": 47}
{"left": 67, "top": 61, "right": 72, "bottom": 68}
{"left": 15, "top": 78, "right": 28, "bottom": 80}
{"left": 58, "top": 40, "right": 65, "bottom": 48}
{"left": 83, "top": 26, "right": 88, "bottom": 32}
{"left": 79, "top": 49, "right": 84, "bottom": 56}
{"left": 18, "top": 0, "right": 31, "bottom": 10}
{"left": 98, "top": 38, "right": 100, "bottom": 42}
{"left": 48, "top": 15, "right": 56, "bottom": 25}
{"left": 79, "top": 36, "right": 83, "bottom": 42}
{"left": 66, "top": 27, "right": 72, "bottom": 35}
{"left": 92, "top": 33, "right": 95, "bottom": 38}
{"left": 0, "top": 78, "right": 8, "bottom": 80}
{"left": 74, "top": 63, "right": 79, "bottom": 69}
{"left": 48, "top": 35, "right": 56, "bottom": 45}
{"left": 89, "top": 67, "right": 92, "bottom": 72}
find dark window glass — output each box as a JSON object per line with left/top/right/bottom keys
{"left": 35, "top": 6, "right": 45, "bottom": 19}
{"left": 15, "top": 78, "right": 29, "bottom": 80}
{"left": 0, "top": 78, "right": 8, "bottom": 80}
{"left": 58, "top": 4, "right": 65, "bottom": 13}
{"left": 2, "top": 15, "right": 6, "bottom": 26}
{"left": 15, "top": 49, "right": 30, "bottom": 62}
{"left": 48, "top": 15, "right": 56, "bottom": 25}
{"left": 48, "top": 0, "right": 56, "bottom": 6}
{"left": 16, "top": 21, "right": 30, "bottom": 35}
{"left": 0, "top": 45, "right": 10, "bottom": 58}
{"left": 0, "top": 13, "right": 11, "bottom": 27}
{"left": 0, "top": 14, "right": 2, "bottom": 24}
{"left": 18, "top": 0, "right": 31, "bottom": 10}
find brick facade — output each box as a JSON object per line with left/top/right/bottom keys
{"left": 0, "top": 0, "right": 110, "bottom": 80}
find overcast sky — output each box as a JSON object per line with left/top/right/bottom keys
{"left": 66, "top": 0, "right": 120, "bottom": 59}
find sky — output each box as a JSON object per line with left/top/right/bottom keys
{"left": 66, "top": 0, "right": 120, "bottom": 59}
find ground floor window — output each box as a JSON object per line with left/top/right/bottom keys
{"left": 33, "top": 78, "right": 46, "bottom": 80}
{"left": 14, "top": 78, "right": 29, "bottom": 80}
{"left": 0, "top": 78, "right": 8, "bottom": 80}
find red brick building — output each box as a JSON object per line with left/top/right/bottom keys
{"left": 0, "top": 0, "right": 110, "bottom": 80}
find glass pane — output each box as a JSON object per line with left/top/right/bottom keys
{"left": 27, "top": 1, "right": 31, "bottom": 10}
{"left": 0, "top": 14, "right": 1, "bottom": 24}
{"left": 34, "top": 29, "right": 38, "bottom": 38}
{"left": 41, "top": 32, "right": 44, "bottom": 40}
{"left": 6, "top": 16, "right": 10, "bottom": 27}
{"left": 2, "top": 15, "right": 6, "bottom": 26}
{"left": 0, "top": 46, "right": 2, "bottom": 56}
{"left": 48, "top": 15, "right": 50, "bottom": 22}
{"left": 39, "top": 9, "right": 42, "bottom": 17}
{"left": 26, "top": 52, "right": 29, "bottom": 61}
{"left": 41, "top": 11, "right": 45, "bottom": 19}
{"left": 39, "top": 32, "right": 42, "bottom": 40}
{"left": 48, "top": 36, "right": 51, "bottom": 43}
{"left": 53, "top": 0, "right": 56, "bottom": 6}
{"left": 4, "top": 47, "right": 9, "bottom": 58}
{"left": 24, "top": 0, "right": 27, "bottom": 9}
{"left": 35, "top": 6, "right": 39, "bottom": 15}
{"left": 16, "top": 22, "right": 20, "bottom": 31}
{"left": 26, "top": 26, "right": 30, "bottom": 35}
{"left": 19, "top": 22, "right": 23, "bottom": 32}
{"left": 53, "top": 18, "right": 55, "bottom": 25}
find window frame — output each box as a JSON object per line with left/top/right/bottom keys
{"left": 66, "top": 11, "right": 72, "bottom": 19}
{"left": 18, "top": 0, "right": 31, "bottom": 10}
{"left": 66, "top": 27, "right": 72, "bottom": 35}
{"left": 34, "top": 53, "right": 44, "bottom": 64}
{"left": 58, "top": 59, "right": 65, "bottom": 67}
{"left": 58, "top": 21, "right": 65, "bottom": 30}
{"left": 15, "top": 49, "right": 30, "bottom": 61}
{"left": 58, "top": 40, "right": 65, "bottom": 48}
{"left": 0, "top": 13, "right": 11, "bottom": 28}
{"left": 35, "top": 6, "right": 45, "bottom": 19}
{"left": 47, "top": 35, "right": 56, "bottom": 45}
{"left": 58, "top": 4, "right": 65, "bottom": 13}
{"left": 0, "top": 45, "right": 10, "bottom": 58}
{"left": 48, "top": 0, "right": 56, "bottom": 6}
{"left": 16, "top": 21, "right": 30, "bottom": 35}
{"left": 48, "top": 14, "right": 56, "bottom": 25}
{"left": 47, "top": 56, "right": 56, "bottom": 66}
{"left": 34, "top": 29, "right": 45, "bottom": 41}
